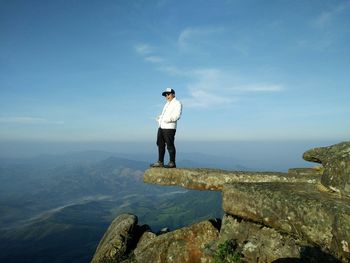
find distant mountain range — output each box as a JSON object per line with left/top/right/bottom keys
{"left": 0, "top": 151, "right": 227, "bottom": 263}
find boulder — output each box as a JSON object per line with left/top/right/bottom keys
{"left": 222, "top": 182, "right": 350, "bottom": 261}
{"left": 217, "top": 214, "right": 301, "bottom": 262}
{"left": 144, "top": 168, "right": 319, "bottom": 191}
{"left": 133, "top": 220, "right": 219, "bottom": 263}
{"left": 91, "top": 214, "right": 138, "bottom": 263}
{"left": 303, "top": 141, "right": 350, "bottom": 195}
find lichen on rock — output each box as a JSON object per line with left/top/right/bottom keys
{"left": 133, "top": 220, "right": 219, "bottom": 263}
{"left": 303, "top": 141, "right": 350, "bottom": 196}
{"left": 91, "top": 214, "right": 138, "bottom": 263}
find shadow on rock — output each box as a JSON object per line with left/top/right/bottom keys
{"left": 272, "top": 246, "right": 341, "bottom": 263}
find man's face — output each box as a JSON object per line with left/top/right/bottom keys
{"left": 165, "top": 93, "right": 174, "bottom": 101}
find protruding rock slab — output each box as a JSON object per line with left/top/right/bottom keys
{"left": 222, "top": 182, "right": 350, "bottom": 261}
{"left": 303, "top": 141, "right": 350, "bottom": 195}
{"left": 144, "top": 168, "right": 320, "bottom": 191}
{"left": 133, "top": 220, "right": 219, "bottom": 263}
{"left": 91, "top": 214, "right": 137, "bottom": 263}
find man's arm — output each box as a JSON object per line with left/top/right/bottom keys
{"left": 167, "top": 101, "right": 182, "bottom": 123}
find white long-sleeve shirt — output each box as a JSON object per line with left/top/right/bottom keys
{"left": 157, "top": 97, "right": 182, "bottom": 129}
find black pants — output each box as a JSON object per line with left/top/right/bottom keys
{"left": 157, "top": 128, "right": 176, "bottom": 163}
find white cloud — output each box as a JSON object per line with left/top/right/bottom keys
{"left": 144, "top": 56, "right": 164, "bottom": 63}
{"left": 135, "top": 43, "right": 154, "bottom": 55}
{"left": 296, "top": 38, "right": 333, "bottom": 51}
{"left": 178, "top": 26, "right": 225, "bottom": 49}
{"left": 314, "top": 12, "right": 332, "bottom": 28}
{"left": 297, "top": 2, "right": 350, "bottom": 52}
{"left": 0, "top": 117, "right": 64, "bottom": 125}
{"left": 134, "top": 41, "right": 283, "bottom": 109}
{"left": 182, "top": 89, "right": 233, "bottom": 108}
{"left": 178, "top": 28, "right": 194, "bottom": 47}
{"left": 158, "top": 66, "right": 191, "bottom": 77}
{"left": 181, "top": 68, "right": 283, "bottom": 109}
{"left": 237, "top": 84, "right": 284, "bottom": 92}
{"left": 312, "top": 2, "right": 350, "bottom": 28}
{"left": 134, "top": 43, "right": 165, "bottom": 64}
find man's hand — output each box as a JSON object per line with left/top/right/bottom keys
{"left": 164, "top": 118, "right": 173, "bottom": 123}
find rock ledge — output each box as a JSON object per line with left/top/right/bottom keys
{"left": 144, "top": 167, "right": 320, "bottom": 191}
{"left": 92, "top": 141, "right": 350, "bottom": 263}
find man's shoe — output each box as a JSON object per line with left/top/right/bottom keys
{"left": 164, "top": 162, "right": 176, "bottom": 168}
{"left": 150, "top": 161, "right": 164, "bottom": 168}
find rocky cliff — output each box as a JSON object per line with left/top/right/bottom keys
{"left": 92, "top": 141, "right": 350, "bottom": 263}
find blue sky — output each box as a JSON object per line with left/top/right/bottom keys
{"left": 1, "top": 0, "right": 350, "bottom": 143}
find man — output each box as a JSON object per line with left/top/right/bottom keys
{"left": 151, "top": 88, "right": 182, "bottom": 168}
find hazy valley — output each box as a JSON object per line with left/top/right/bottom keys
{"left": 0, "top": 151, "right": 225, "bottom": 263}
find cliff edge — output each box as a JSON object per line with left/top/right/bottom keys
{"left": 92, "top": 141, "right": 350, "bottom": 263}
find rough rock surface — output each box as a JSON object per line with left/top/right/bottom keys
{"left": 144, "top": 167, "right": 320, "bottom": 191}
{"left": 303, "top": 141, "right": 350, "bottom": 195}
{"left": 222, "top": 182, "right": 350, "bottom": 261}
{"left": 133, "top": 220, "right": 219, "bottom": 263}
{"left": 217, "top": 214, "right": 301, "bottom": 262}
{"left": 91, "top": 214, "right": 138, "bottom": 263}
{"left": 288, "top": 167, "right": 323, "bottom": 177}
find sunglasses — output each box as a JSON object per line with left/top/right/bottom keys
{"left": 165, "top": 93, "right": 172, "bottom": 96}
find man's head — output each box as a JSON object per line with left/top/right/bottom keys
{"left": 162, "top": 88, "right": 175, "bottom": 101}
